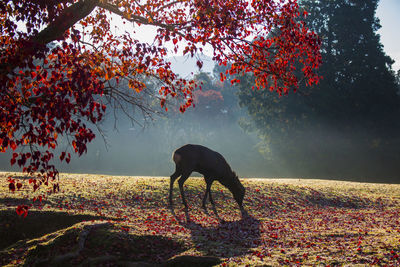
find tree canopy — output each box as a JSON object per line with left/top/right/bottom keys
{"left": 1, "top": 0, "right": 321, "bottom": 190}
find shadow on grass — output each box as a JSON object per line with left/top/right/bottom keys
{"left": 0, "top": 209, "right": 109, "bottom": 250}
{"left": 4, "top": 221, "right": 189, "bottom": 267}
{"left": 183, "top": 214, "right": 261, "bottom": 258}
{"left": 0, "top": 197, "right": 51, "bottom": 207}
{"left": 304, "top": 188, "right": 372, "bottom": 209}
{"left": 81, "top": 223, "right": 187, "bottom": 266}
{"left": 258, "top": 186, "right": 379, "bottom": 211}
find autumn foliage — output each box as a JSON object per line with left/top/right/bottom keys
{"left": 0, "top": 0, "right": 321, "bottom": 186}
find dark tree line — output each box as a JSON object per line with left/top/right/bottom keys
{"left": 237, "top": 0, "right": 400, "bottom": 182}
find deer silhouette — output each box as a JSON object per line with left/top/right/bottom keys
{"left": 169, "top": 144, "right": 246, "bottom": 217}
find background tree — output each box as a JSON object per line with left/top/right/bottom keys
{"left": 237, "top": 0, "right": 400, "bottom": 181}
{"left": 395, "top": 70, "right": 400, "bottom": 93}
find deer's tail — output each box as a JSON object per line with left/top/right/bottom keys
{"left": 172, "top": 152, "right": 181, "bottom": 164}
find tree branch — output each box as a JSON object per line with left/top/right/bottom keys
{"left": 31, "top": 0, "right": 99, "bottom": 46}
{"left": 1, "top": 0, "right": 99, "bottom": 75}
{"left": 97, "top": 1, "right": 179, "bottom": 31}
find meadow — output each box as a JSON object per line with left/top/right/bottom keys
{"left": 1, "top": 171, "right": 400, "bottom": 266}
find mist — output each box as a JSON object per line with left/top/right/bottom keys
{"left": 1, "top": 107, "right": 399, "bottom": 182}
{"left": 57, "top": 116, "right": 269, "bottom": 178}
{"left": 1, "top": 54, "right": 399, "bottom": 183}
{"left": 4, "top": 112, "right": 397, "bottom": 182}
{"left": 2, "top": 92, "right": 399, "bottom": 182}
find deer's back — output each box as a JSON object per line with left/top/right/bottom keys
{"left": 173, "top": 144, "right": 232, "bottom": 177}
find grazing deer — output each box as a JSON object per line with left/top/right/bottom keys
{"left": 169, "top": 144, "right": 246, "bottom": 217}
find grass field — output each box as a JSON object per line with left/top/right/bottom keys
{"left": 1, "top": 171, "right": 400, "bottom": 266}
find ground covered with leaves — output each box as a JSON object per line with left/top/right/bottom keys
{"left": 1, "top": 172, "right": 400, "bottom": 266}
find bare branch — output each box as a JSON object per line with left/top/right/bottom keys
{"left": 97, "top": 1, "right": 181, "bottom": 30}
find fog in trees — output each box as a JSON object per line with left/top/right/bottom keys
{"left": 57, "top": 63, "right": 271, "bottom": 178}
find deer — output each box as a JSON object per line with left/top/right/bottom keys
{"left": 169, "top": 144, "right": 247, "bottom": 218}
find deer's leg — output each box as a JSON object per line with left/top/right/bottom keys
{"left": 202, "top": 177, "right": 212, "bottom": 214}
{"left": 202, "top": 179, "right": 219, "bottom": 219}
{"left": 178, "top": 171, "right": 191, "bottom": 211}
{"left": 169, "top": 167, "right": 181, "bottom": 208}
{"left": 206, "top": 180, "right": 221, "bottom": 220}
{"left": 208, "top": 186, "right": 215, "bottom": 208}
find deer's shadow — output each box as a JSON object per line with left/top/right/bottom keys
{"left": 180, "top": 213, "right": 261, "bottom": 258}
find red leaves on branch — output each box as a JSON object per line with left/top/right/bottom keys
{"left": 7, "top": 177, "right": 23, "bottom": 192}
{"left": 1, "top": 0, "right": 321, "bottom": 183}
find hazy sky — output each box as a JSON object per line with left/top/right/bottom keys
{"left": 377, "top": 0, "right": 400, "bottom": 71}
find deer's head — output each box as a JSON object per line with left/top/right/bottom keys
{"left": 229, "top": 171, "right": 245, "bottom": 207}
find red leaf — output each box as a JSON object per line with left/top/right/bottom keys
{"left": 9, "top": 182, "right": 16, "bottom": 192}
{"left": 33, "top": 184, "right": 39, "bottom": 192}
{"left": 16, "top": 182, "right": 22, "bottom": 190}
{"left": 60, "top": 151, "right": 66, "bottom": 161}
{"left": 16, "top": 205, "right": 29, "bottom": 218}
{"left": 10, "top": 141, "right": 17, "bottom": 151}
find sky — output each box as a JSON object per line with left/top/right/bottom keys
{"left": 376, "top": 0, "right": 400, "bottom": 71}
